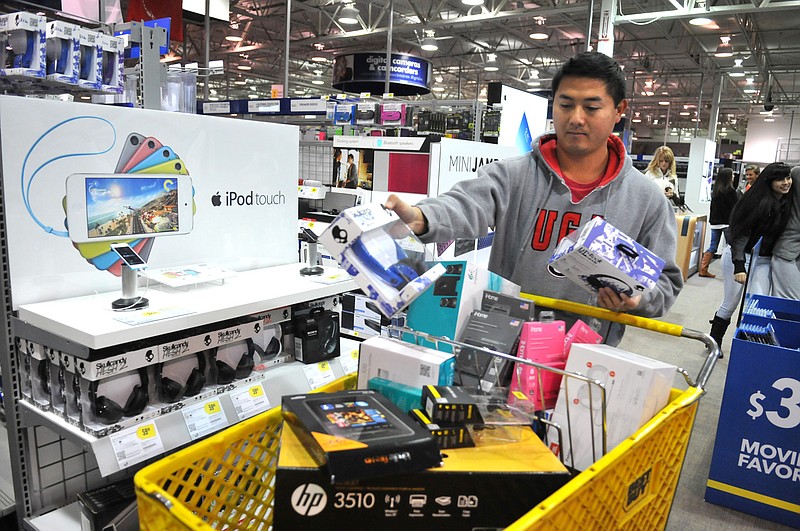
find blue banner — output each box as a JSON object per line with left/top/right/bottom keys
{"left": 706, "top": 301, "right": 800, "bottom": 528}
{"left": 332, "top": 53, "right": 431, "bottom": 96}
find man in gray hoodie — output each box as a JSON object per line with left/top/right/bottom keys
{"left": 770, "top": 165, "right": 800, "bottom": 299}
{"left": 386, "top": 51, "right": 683, "bottom": 345}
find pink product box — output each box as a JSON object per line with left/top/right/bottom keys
{"left": 509, "top": 360, "right": 566, "bottom": 410}
{"left": 518, "top": 321, "right": 566, "bottom": 364}
{"left": 564, "top": 319, "right": 603, "bottom": 356}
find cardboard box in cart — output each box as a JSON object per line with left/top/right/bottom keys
{"left": 548, "top": 343, "right": 676, "bottom": 471}
{"left": 274, "top": 421, "right": 570, "bottom": 530}
{"left": 549, "top": 218, "right": 665, "bottom": 297}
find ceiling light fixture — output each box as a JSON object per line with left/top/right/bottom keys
{"left": 420, "top": 30, "right": 438, "bottom": 52}
{"left": 462, "top": 0, "right": 485, "bottom": 6}
{"left": 338, "top": 3, "right": 360, "bottom": 25}
{"left": 689, "top": 17, "right": 713, "bottom": 26}
{"left": 225, "top": 34, "right": 243, "bottom": 42}
{"left": 659, "top": 101, "right": 670, "bottom": 105}
{"left": 715, "top": 36, "right": 733, "bottom": 58}
{"left": 484, "top": 53, "right": 499, "bottom": 72}
{"left": 432, "top": 86, "right": 445, "bottom": 92}
{"left": 237, "top": 64, "right": 252, "bottom": 71}
{"left": 729, "top": 58, "right": 745, "bottom": 77}
{"left": 529, "top": 16, "right": 547, "bottom": 40}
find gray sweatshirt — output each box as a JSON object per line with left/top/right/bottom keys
{"left": 771, "top": 165, "right": 800, "bottom": 261}
{"left": 416, "top": 134, "right": 683, "bottom": 345}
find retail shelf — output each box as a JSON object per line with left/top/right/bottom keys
{"left": 0, "top": 423, "right": 15, "bottom": 517}
{"left": 24, "top": 501, "right": 81, "bottom": 531}
{"left": 16, "top": 263, "right": 356, "bottom": 351}
{"left": 17, "top": 357, "right": 354, "bottom": 477}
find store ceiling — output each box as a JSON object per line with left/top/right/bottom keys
{"left": 167, "top": 0, "right": 800, "bottom": 140}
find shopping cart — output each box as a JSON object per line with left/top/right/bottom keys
{"left": 134, "top": 294, "right": 718, "bottom": 530}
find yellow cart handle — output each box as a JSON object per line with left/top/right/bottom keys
{"left": 521, "top": 293, "right": 718, "bottom": 392}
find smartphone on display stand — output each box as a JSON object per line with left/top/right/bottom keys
{"left": 109, "top": 242, "right": 148, "bottom": 270}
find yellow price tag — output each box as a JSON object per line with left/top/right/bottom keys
{"left": 512, "top": 391, "right": 529, "bottom": 401}
{"left": 318, "top": 361, "right": 330, "bottom": 372}
{"left": 137, "top": 424, "right": 156, "bottom": 440}
{"left": 204, "top": 401, "right": 221, "bottom": 414}
{"left": 249, "top": 385, "right": 264, "bottom": 398}
{"left": 350, "top": 350, "right": 359, "bottom": 360}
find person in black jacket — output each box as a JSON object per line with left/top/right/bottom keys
{"left": 700, "top": 167, "right": 740, "bottom": 277}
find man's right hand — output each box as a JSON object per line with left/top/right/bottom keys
{"left": 385, "top": 194, "right": 427, "bottom": 235}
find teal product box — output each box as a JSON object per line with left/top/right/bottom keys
{"left": 406, "top": 261, "right": 520, "bottom": 351}
{"left": 357, "top": 337, "right": 454, "bottom": 390}
{"left": 367, "top": 377, "right": 422, "bottom": 413}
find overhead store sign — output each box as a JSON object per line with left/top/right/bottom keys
{"left": 331, "top": 53, "right": 432, "bottom": 96}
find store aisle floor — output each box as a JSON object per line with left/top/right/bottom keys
{"left": 618, "top": 257, "right": 793, "bottom": 531}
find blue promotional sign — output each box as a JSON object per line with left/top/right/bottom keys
{"left": 332, "top": 52, "right": 431, "bottom": 96}
{"left": 706, "top": 298, "right": 800, "bottom": 528}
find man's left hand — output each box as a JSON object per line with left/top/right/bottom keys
{"left": 597, "top": 287, "right": 641, "bottom": 313}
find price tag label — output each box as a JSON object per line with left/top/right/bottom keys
{"left": 360, "top": 92, "right": 371, "bottom": 99}
{"left": 230, "top": 384, "right": 271, "bottom": 421}
{"left": 746, "top": 377, "right": 800, "bottom": 429}
{"left": 303, "top": 360, "right": 335, "bottom": 390}
{"left": 182, "top": 397, "right": 229, "bottom": 440}
{"left": 111, "top": 423, "right": 165, "bottom": 470}
{"left": 339, "top": 349, "right": 359, "bottom": 375}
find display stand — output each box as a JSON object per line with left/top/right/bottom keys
{"left": 674, "top": 214, "right": 706, "bottom": 281}
{"left": 705, "top": 294, "right": 800, "bottom": 527}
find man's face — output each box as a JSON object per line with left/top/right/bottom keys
{"left": 553, "top": 76, "right": 626, "bottom": 160}
{"left": 745, "top": 170, "right": 757, "bottom": 184}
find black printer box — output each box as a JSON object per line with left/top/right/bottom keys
{"left": 274, "top": 421, "right": 570, "bottom": 530}
{"left": 281, "top": 389, "right": 441, "bottom": 483}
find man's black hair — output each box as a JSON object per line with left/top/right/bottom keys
{"left": 551, "top": 51, "right": 627, "bottom": 105}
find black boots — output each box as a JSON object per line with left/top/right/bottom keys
{"left": 709, "top": 314, "right": 731, "bottom": 358}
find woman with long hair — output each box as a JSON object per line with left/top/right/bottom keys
{"left": 644, "top": 146, "right": 681, "bottom": 206}
{"left": 700, "top": 167, "right": 740, "bottom": 277}
{"left": 708, "top": 162, "right": 793, "bottom": 353}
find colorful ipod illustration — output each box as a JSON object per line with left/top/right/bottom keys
{"left": 131, "top": 159, "right": 189, "bottom": 175}
{"left": 115, "top": 133, "right": 146, "bottom": 173}
{"left": 120, "top": 137, "right": 163, "bottom": 173}
{"left": 126, "top": 146, "right": 179, "bottom": 173}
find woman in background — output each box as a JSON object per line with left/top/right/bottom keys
{"left": 700, "top": 167, "right": 740, "bottom": 277}
{"left": 708, "top": 162, "right": 793, "bottom": 353}
{"left": 644, "top": 146, "right": 681, "bottom": 206}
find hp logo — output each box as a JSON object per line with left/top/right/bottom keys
{"left": 291, "top": 483, "right": 327, "bottom": 516}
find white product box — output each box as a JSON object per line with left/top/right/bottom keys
{"left": 549, "top": 218, "right": 665, "bottom": 297}
{"left": 77, "top": 28, "right": 102, "bottom": 89}
{"left": 319, "top": 202, "right": 445, "bottom": 317}
{"left": 357, "top": 336, "right": 455, "bottom": 389}
{"left": 99, "top": 33, "right": 124, "bottom": 93}
{"left": 45, "top": 20, "right": 80, "bottom": 85}
{"left": 0, "top": 12, "right": 47, "bottom": 78}
{"left": 547, "top": 343, "right": 676, "bottom": 471}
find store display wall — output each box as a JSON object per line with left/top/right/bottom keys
{"left": 0, "top": 96, "right": 299, "bottom": 307}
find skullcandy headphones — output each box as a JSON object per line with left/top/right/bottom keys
{"left": 9, "top": 30, "right": 35, "bottom": 69}
{"left": 79, "top": 44, "right": 94, "bottom": 80}
{"left": 160, "top": 351, "right": 207, "bottom": 403}
{"left": 37, "top": 357, "right": 51, "bottom": 395}
{"left": 214, "top": 338, "right": 262, "bottom": 385}
{"left": 89, "top": 368, "right": 149, "bottom": 424}
{"left": 46, "top": 35, "right": 71, "bottom": 75}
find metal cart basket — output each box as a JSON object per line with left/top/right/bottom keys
{"left": 134, "top": 294, "right": 718, "bottom": 530}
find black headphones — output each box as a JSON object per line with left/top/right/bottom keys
{"left": 160, "top": 351, "right": 207, "bottom": 403}
{"left": 38, "top": 358, "right": 51, "bottom": 395}
{"left": 89, "top": 368, "right": 149, "bottom": 424}
{"left": 321, "top": 313, "right": 340, "bottom": 357}
{"left": 214, "top": 338, "right": 262, "bottom": 385}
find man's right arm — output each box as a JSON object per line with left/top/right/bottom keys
{"left": 385, "top": 195, "right": 428, "bottom": 235}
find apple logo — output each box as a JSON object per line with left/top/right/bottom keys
{"left": 211, "top": 192, "right": 221, "bottom": 207}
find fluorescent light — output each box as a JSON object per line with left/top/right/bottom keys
{"left": 462, "top": 0, "right": 484, "bottom": 5}
{"left": 237, "top": 64, "right": 252, "bottom": 71}
{"left": 764, "top": 118, "right": 775, "bottom": 122}
{"left": 421, "top": 37, "right": 438, "bottom": 52}
{"left": 529, "top": 32, "right": 548, "bottom": 40}
{"left": 715, "top": 36, "right": 733, "bottom": 58}
{"left": 312, "top": 79, "right": 325, "bottom": 85}
{"left": 659, "top": 101, "right": 670, "bottom": 105}
{"left": 689, "top": 17, "right": 713, "bottom": 26}
{"left": 432, "top": 86, "right": 445, "bottom": 92}
{"left": 225, "top": 35, "right": 243, "bottom": 42}
{"left": 311, "top": 56, "right": 327, "bottom": 62}
{"left": 484, "top": 65, "right": 499, "bottom": 72}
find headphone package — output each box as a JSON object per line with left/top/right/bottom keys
{"left": 75, "top": 346, "right": 159, "bottom": 437}
{"left": 45, "top": 20, "right": 80, "bottom": 85}
{"left": 0, "top": 12, "right": 47, "bottom": 79}
{"left": 158, "top": 351, "right": 209, "bottom": 406}
{"left": 380, "top": 102, "right": 406, "bottom": 125}
{"left": 77, "top": 27, "right": 102, "bottom": 90}
{"left": 333, "top": 103, "right": 355, "bottom": 125}
{"left": 319, "top": 202, "right": 446, "bottom": 318}
{"left": 60, "top": 352, "right": 83, "bottom": 427}
{"left": 549, "top": 217, "right": 665, "bottom": 298}
{"left": 253, "top": 322, "right": 295, "bottom": 371}
{"left": 293, "top": 308, "right": 341, "bottom": 365}
{"left": 355, "top": 102, "right": 378, "bottom": 125}
{"left": 99, "top": 33, "right": 124, "bottom": 93}
{"left": 27, "top": 340, "right": 52, "bottom": 411}
{"left": 18, "top": 338, "right": 34, "bottom": 401}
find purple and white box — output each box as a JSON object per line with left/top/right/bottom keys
{"left": 549, "top": 218, "right": 665, "bottom": 296}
